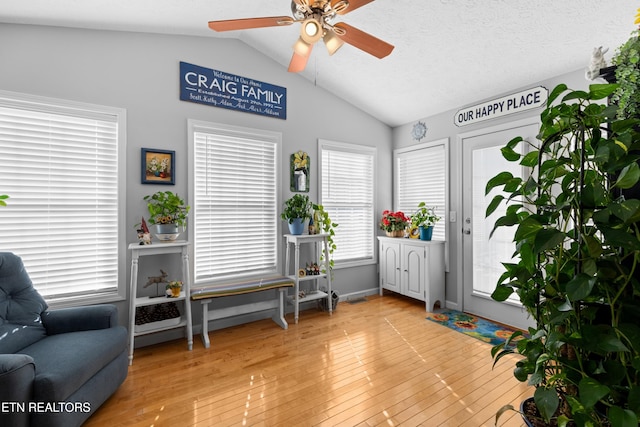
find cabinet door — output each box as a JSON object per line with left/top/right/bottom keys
{"left": 380, "top": 242, "right": 401, "bottom": 293}
{"left": 403, "top": 243, "right": 425, "bottom": 301}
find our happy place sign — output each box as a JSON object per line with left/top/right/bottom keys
{"left": 454, "top": 86, "right": 548, "bottom": 126}
{"left": 180, "top": 61, "right": 287, "bottom": 120}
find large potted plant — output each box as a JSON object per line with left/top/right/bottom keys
{"left": 410, "top": 202, "right": 440, "bottom": 241}
{"left": 281, "top": 194, "right": 312, "bottom": 235}
{"left": 144, "top": 191, "right": 190, "bottom": 241}
{"left": 487, "top": 83, "right": 640, "bottom": 426}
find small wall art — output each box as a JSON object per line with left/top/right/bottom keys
{"left": 141, "top": 148, "right": 175, "bottom": 185}
{"left": 290, "top": 150, "right": 309, "bottom": 192}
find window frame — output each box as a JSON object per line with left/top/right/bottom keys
{"left": 394, "top": 137, "right": 449, "bottom": 268}
{"left": 187, "top": 119, "right": 282, "bottom": 285}
{"left": 0, "top": 90, "right": 127, "bottom": 308}
{"left": 318, "top": 139, "right": 377, "bottom": 268}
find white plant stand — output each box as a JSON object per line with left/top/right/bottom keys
{"left": 127, "top": 240, "right": 193, "bottom": 364}
{"left": 283, "top": 233, "right": 333, "bottom": 324}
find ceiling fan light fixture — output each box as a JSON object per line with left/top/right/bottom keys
{"left": 300, "top": 18, "right": 323, "bottom": 44}
{"left": 323, "top": 30, "right": 344, "bottom": 55}
{"left": 293, "top": 37, "right": 312, "bottom": 57}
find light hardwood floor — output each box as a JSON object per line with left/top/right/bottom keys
{"left": 85, "top": 293, "right": 531, "bottom": 427}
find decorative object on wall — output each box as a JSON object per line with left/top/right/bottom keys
{"left": 141, "top": 148, "right": 175, "bottom": 185}
{"left": 411, "top": 121, "right": 427, "bottom": 141}
{"left": 180, "top": 62, "right": 287, "bottom": 120}
{"left": 290, "top": 150, "right": 310, "bottom": 192}
{"left": 453, "top": 86, "right": 548, "bottom": 127}
{"left": 207, "top": 0, "right": 394, "bottom": 73}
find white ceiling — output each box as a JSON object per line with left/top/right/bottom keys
{"left": 1, "top": 0, "right": 637, "bottom": 127}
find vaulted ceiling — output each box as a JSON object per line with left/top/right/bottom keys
{"left": 2, "top": 0, "right": 637, "bottom": 126}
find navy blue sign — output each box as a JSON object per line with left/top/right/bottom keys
{"left": 180, "top": 62, "right": 287, "bottom": 120}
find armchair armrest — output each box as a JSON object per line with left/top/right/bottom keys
{"left": 42, "top": 304, "right": 119, "bottom": 335}
{"left": 0, "top": 354, "right": 34, "bottom": 427}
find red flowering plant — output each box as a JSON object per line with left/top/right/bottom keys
{"left": 379, "top": 210, "right": 410, "bottom": 232}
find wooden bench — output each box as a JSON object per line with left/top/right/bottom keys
{"left": 190, "top": 275, "right": 294, "bottom": 348}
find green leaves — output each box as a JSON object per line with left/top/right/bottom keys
{"left": 486, "top": 81, "right": 640, "bottom": 424}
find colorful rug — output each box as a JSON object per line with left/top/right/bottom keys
{"left": 426, "top": 310, "right": 525, "bottom": 346}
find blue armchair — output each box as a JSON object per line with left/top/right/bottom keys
{"left": 0, "top": 252, "right": 128, "bottom": 427}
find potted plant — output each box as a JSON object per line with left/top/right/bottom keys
{"left": 166, "top": 280, "right": 183, "bottom": 298}
{"left": 611, "top": 7, "right": 640, "bottom": 120}
{"left": 144, "top": 191, "right": 190, "bottom": 241}
{"left": 410, "top": 202, "right": 440, "bottom": 241}
{"left": 0, "top": 194, "right": 8, "bottom": 206}
{"left": 379, "top": 210, "right": 410, "bottom": 237}
{"left": 281, "top": 194, "right": 312, "bottom": 235}
{"left": 487, "top": 83, "right": 640, "bottom": 426}
{"left": 311, "top": 203, "right": 338, "bottom": 273}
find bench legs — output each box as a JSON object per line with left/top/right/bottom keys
{"left": 199, "top": 287, "right": 290, "bottom": 349}
{"left": 271, "top": 288, "right": 289, "bottom": 329}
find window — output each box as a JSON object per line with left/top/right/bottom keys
{"left": 188, "top": 120, "right": 280, "bottom": 283}
{"left": 394, "top": 138, "right": 448, "bottom": 242}
{"left": 0, "top": 90, "right": 126, "bottom": 306}
{"left": 319, "top": 139, "right": 376, "bottom": 267}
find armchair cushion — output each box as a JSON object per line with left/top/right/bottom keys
{"left": 0, "top": 253, "right": 47, "bottom": 354}
{"left": 21, "top": 325, "right": 127, "bottom": 402}
{"left": 42, "top": 305, "right": 117, "bottom": 335}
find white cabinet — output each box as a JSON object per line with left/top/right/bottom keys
{"left": 378, "top": 237, "right": 445, "bottom": 311}
{"left": 128, "top": 240, "right": 193, "bottom": 364}
{"left": 283, "top": 233, "right": 333, "bottom": 324}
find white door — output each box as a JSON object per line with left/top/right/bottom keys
{"left": 461, "top": 120, "right": 537, "bottom": 330}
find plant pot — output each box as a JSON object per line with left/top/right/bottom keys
{"left": 288, "top": 218, "right": 305, "bottom": 235}
{"left": 169, "top": 287, "right": 181, "bottom": 297}
{"left": 385, "top": 230, "right": 404, "bottom": 237}
{"left": 152, "top": 223, "right": 181, "bottom": 242}
{"left": 419, "top": 225, "right": 433, "bottom": 241}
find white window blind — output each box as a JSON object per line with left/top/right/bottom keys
{"left": 319, "top": 140, "right": 376, "bottom": 266}
{"left": 190, "top": 121, "right": 280, "bottom": 283}
{"left": 0, "top": 91, "right": 125, "bottom": 305}
{"left": 395, "top": 139, "right": 448, "bottom": 241}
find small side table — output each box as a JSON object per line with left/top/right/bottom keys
{"left": 128, "top": 240, "right": 193, "bottom": 365}
{"left": 283, "top": 233, "right": 333, "bottom": 324}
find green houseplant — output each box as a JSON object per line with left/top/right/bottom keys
{"left": 311, "top": 203, "right": 338, "bottom": 272}
{"left": 410, "top": 202, "right": 440, "bottom": 241}
{"left": 144, "top": 191, "right": 190, "bottom": 241}
{"left": 611, "top": 29, "right": 640, "bottom": 121}
{"left": 0, "top": 194, "right": 8, "bottom": 207}
{"left": 281, "top": 193, "right": 312, "bottom": 235}
{"left": 487, "top": 83, "right": 640, "bottom": 426}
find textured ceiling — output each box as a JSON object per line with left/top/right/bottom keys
{"left": 1, "top": 0, "right": 638, "bottom": 126}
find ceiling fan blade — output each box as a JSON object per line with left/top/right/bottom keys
{"left": 208, "top": 16, "right": 294, "bottom": 32}
{"left": 333, "top": 22, "right": 393, "bottom": 58}
{"left": 332, "top": 0, "right": 374, "bottom": 15}
{"left": 288, "top": 46, "right": 313, "bottom": 73}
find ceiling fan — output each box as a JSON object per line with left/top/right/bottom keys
{"left": 208, "top": 0, "right": 394, "bottom": 73}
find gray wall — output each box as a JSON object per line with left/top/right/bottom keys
{"left": 392, "top": 68, "right": 593, "bottom": 311}
{"left": 0, "top": 23, "right": 392, "bottom": 345}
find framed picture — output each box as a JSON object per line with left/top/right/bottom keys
{"left": 290, "top": 151, "right": 309, "bottom": 192}
{"left": 141, "top": 148, "right": 175, "bottom": 185}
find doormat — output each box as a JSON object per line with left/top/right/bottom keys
{"left": 426, "top": 310, "right": 526, "bottom": 347}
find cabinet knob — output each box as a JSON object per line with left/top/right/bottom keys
{"left": 463, "top": 228, "right": 471, "bottom": 235}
